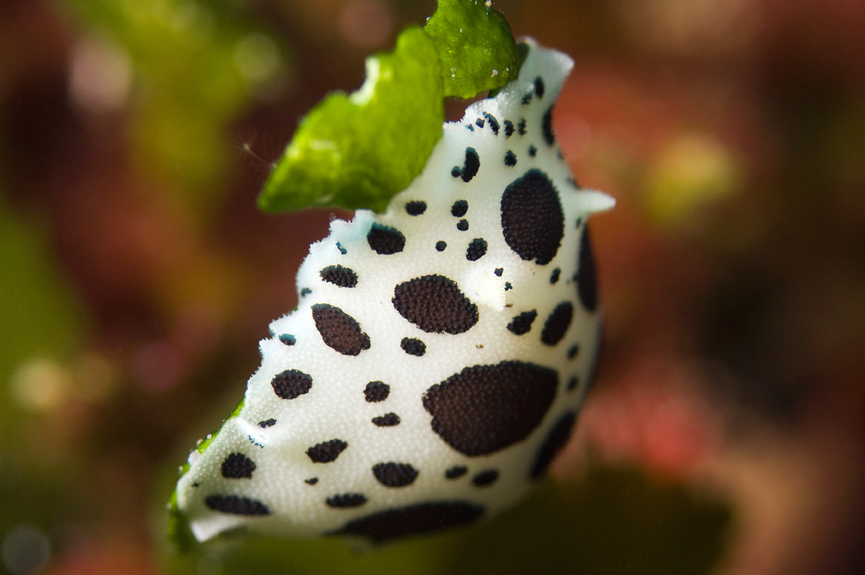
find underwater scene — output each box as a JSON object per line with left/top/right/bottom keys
{"left": 1, "top": 1, "right": 864, "bottom": 574}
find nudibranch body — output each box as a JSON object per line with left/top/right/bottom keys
{"left": 173, "top": 40, "right": 614, "bottom": 544}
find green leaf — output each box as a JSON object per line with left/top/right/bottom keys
{"left": 424, "top": 0, "right": 519, "bottom": 98}
{"left": 258, "top": 26, "right": 444, "bottom": 213}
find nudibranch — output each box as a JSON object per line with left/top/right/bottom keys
{"left": 171, "top": 39, "right": 614, "bottom": 545}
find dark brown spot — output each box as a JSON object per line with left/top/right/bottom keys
{"left": 364, "top": 381, "right": 390, "bottom": 403}
{"left": 575, "top": 226, "right": 599, "bottom": 312}
{"left": 372, "top": 462, "right": 418, "bottom": 487}
{"left": 221, "top": 453, "right": 255, "bottom": 479}
{"left": 367, "top": 223, "right": 405, "bottom": 255}
{"left": 372, "top": 413, "right": 400, "bottom": 427}
{"left": 306, "top": 439, "right": 348, "bottom": 463}
{"left": 320, "top": 265, "right": 358, "bottom": 288}
{"left": 530, "top": 411, "right": 577, "bottom": 479}
{"left": 331, "top": 501, "right": 483, "bottom": 543}
{"left": 466, "top": 238, "right": 488, "bottom": 261}
{"left": 401, "top": 337, "right": 426, "bottom": 356}
{"left": 507, "top": 310, "right": 537, "bottom": 335}
{"left": 472, "top": 469, "right": 499, "bottom": 487}
{"left": 326, "top": 493, "right": 367, "bottom": 508}
{"left": 392, "top": 275, "right": 478, "bottom": 334}
{"left": 541, "top": 302, "right": 573, "bottom": 346}
{"left": 500, "top": 169, "right": 564, "bottom": 265}
{"left": 423, "top": 361, "right": 558, "bottom": 456}
{"left": 205, "top": 495, "right": 270, "bottom": 516}
{"left": 271, "top": 369, "right": 313, "bottom": 400}
{"left": 312, "top": 304, "right": 370, "bottom": 356}
{"left": 445, "top": 466, "right": 467, "bottom": 479}
{"left": 405, "top": 201, "right": 426, "bottom": 215}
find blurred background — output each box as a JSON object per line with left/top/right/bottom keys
{"left": 1, "top": 0, "right": 864, "bottom": 573}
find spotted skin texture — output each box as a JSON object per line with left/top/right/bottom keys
{"left": 221, "top": 453, "right": 256, "bottom": 479}
{"left": 311, "top": 304, "right": 371, "bottom": 356}
{"left": 320, "top": 265, "right": 358, "bottom": 288}
{"left": 501, "top": 169, "right": 565, "bottom": 265}
{"left": 306, "top": 439, "right": 348, "bottom": 464}
{"left": 332, "top": 501, "right": 484, "bottom": 543}
{"left": 392, "top": 275, "right": 478, "bottom": 334}
{"left": 423, "top": 361, "right": 559, "bottom": 456}
{"left": 541, "top": 302, "right": 574, "bottom": 346}
{"left": 174, "top": 42, "right": 614, "bottom": 545}
{"left": 530, "top": 411, "right": 577, "bottom": 479}
{"left": 372, "top": 462, "right": 419, "bottom": 487}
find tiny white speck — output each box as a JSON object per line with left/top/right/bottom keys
{"left": 491, "top": 69, "right": 498, "bottom": 77}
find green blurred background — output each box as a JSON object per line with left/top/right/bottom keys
{"left": 1, "top": 0, "right": 864, "bottom": 574}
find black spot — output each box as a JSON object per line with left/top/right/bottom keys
{"left": 423, "top": 361, "right": 558, "bottom": 456}
{"left": 457, "top": 219, "right": 469, "bottom": 231}
{"left": 221, "top": 453, "right": 256, "bottom": 479}
{"left": 336, "top": 242, "right": 347, "bottom": 255}
{"left": 568, "top": 344, "right": 580, "bottom": 359}
{"left": 472, "top": 469, "right": 499, "bottom": 487}
{"left": 271, "top": 369, "right": 313, "bottom": 400}
{"left": 305, "top": 477, "right": 318, "bottom": 485}
{"left": 504, "top": 282, "right": 513, "bottom": 291}
{"left": 475, "top": 118, "right": 485, "bottom": 128}
{"left": 367, "top": 223, "right": 405, "bottom": 255}
{"left": 451, "top": 200, "right": 468, "bottom": 217}
{"left": 528, "top": 145, "right": 537, "bottom": 157}
{"left": 312, "top": 304, "right": 371, "bottom": 356}
{"left": 550, "top": 268, "right": 561, "bottom": 284}
{"left": 331, "top": 501, "right": 484, "bottom": 543}
{"left": 205, "top": 495, "right": 270, "bottom": 516}
{"left": 534, "top": 76, "right": 545, "bottom": 98}
{"left": 326, "top": 493, "right": 367, "bottom": 508}
{"left": 445, "top": 466, "right": 468, "bottom": 479}
{"left": 435, "top": 240, "right": 447, "bottom": 252}
{"left": 567, "top": 376, "right": 578, "bottom": 391}
{"left": 401, "top": 337, "right": 426, "bottom": 356}
{"left": 585, "top": 333, "right": 603, "bottom": 393}
{"left": 542, "top": 106, "right": 555, "bottom": 146}
{"left": 530, "top": 411, "right": 577, "bottom": 479}
{"left": 392, "top": 275, "right": 478, "bottom": 334}
{"left": 300, "top": 287, "right": 312, "bottom": 297}
{"left": 504, "top": 150, "right": 517, "bottom": 167}
{"left": 483, "top": 112, "right": 500, "bottom": 135}
{"left": 494, "top": 268, "right": 503, "bottom": 277}
{"left": 372, "top": 462, "right": 418, "bottom": 487}
{"left": 517, "top": 119, "right": 526, "bottom": 135}
{"left": 503, "top": 120, "right": 514, "bottom": 137}
{"left": 405, "top": 201, "right": 426, "bottom": 216}
{"left": 372, "top": 413, "right": 400, "bottom": 427}
{"left": 278, "top": 334, "right": 296, "bottom": 345}
{"left": 507, "top": 310, "right": 537, "bottom": 335}
{"left": 258, "top": 418, "right": 276, "bottom": 428}
{"left": 500, "top": 169, "right": 564, "bottom": 265}
{"left": 465, "top": 123, "right": 474, "bottom": 132}
{"left": 306, "top": 439, "right": 348, "bottom": 463}
{"left": 521, "top": 92, "right": 533, "bottom": 105}
{"left": 466, "top": 238, "right": 488, "bottom": 261}
{"left": 320, "top": 265, "right": 358, "bottom": 288}
{"left": 452, "top": 148, "right": 480, "bottom": 182}
{"left": 541, "top": 302, "right": 574, "bottom": 346}
{"left": 566, "top": 176, "right": 579, "bottom": 188}
{"left": 364, "top": 381, "right": 390, "bottom": 403}
{"left": 575, "top": 226, "right": 599, "bottom": 312}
